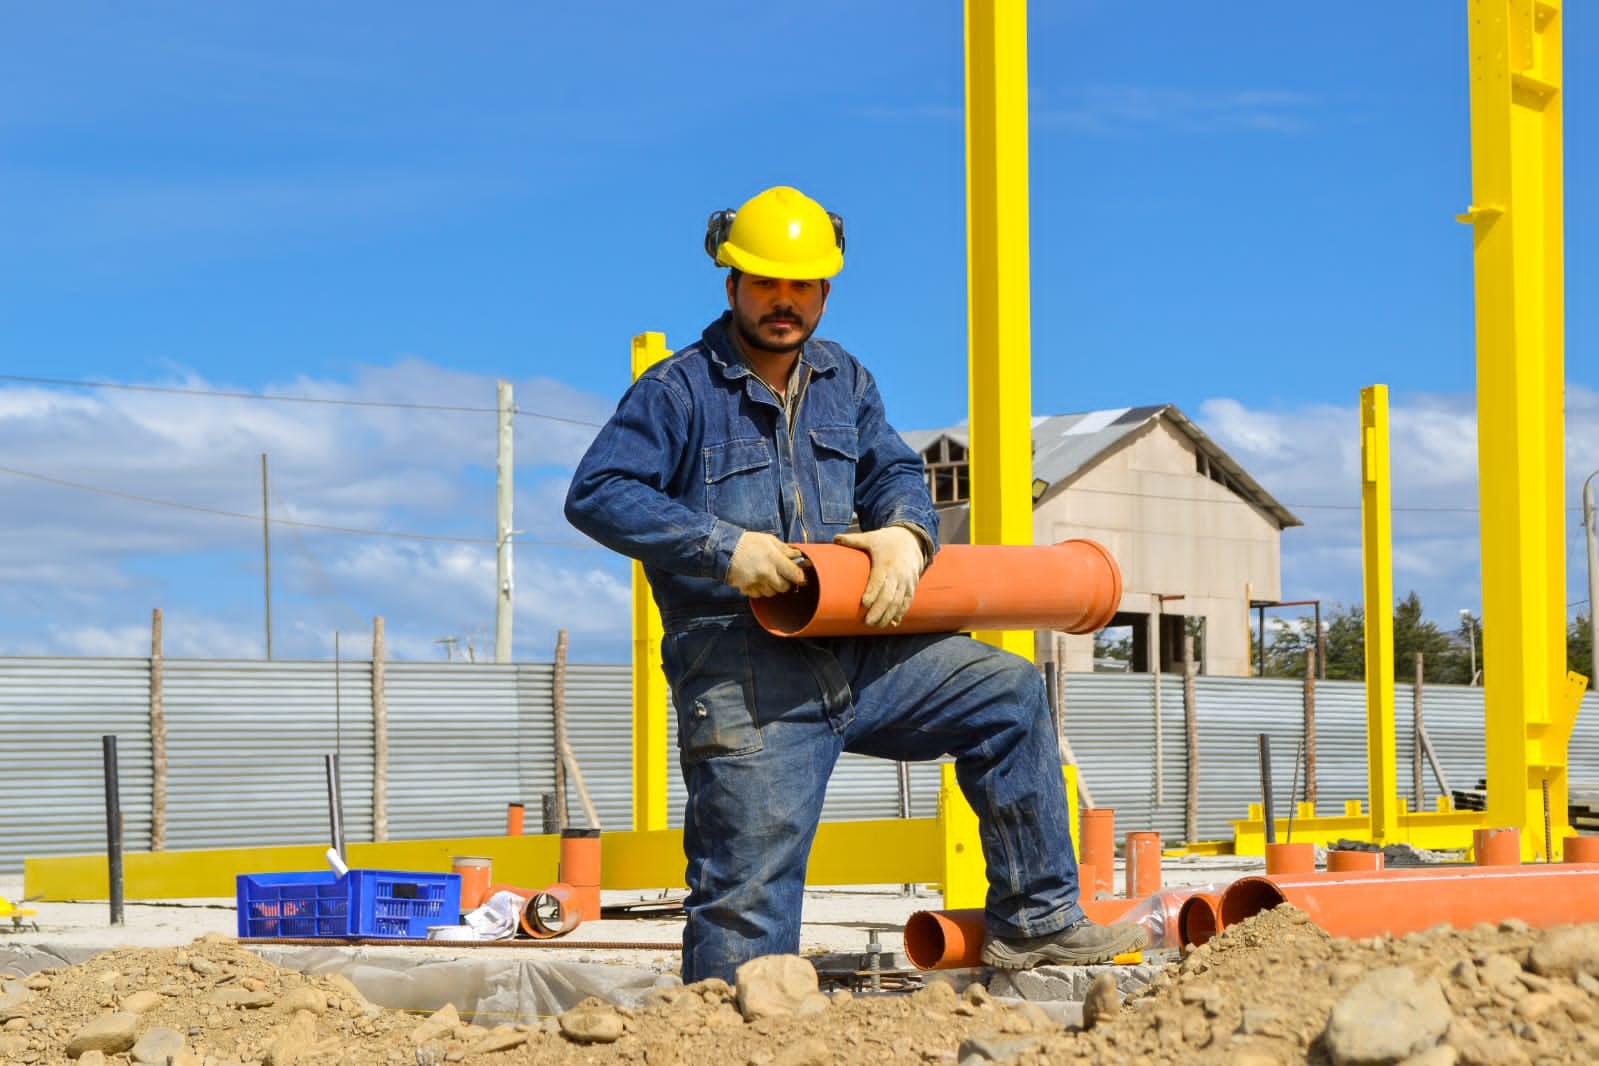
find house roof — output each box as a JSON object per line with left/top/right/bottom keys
{"left": 902, "top": 403, "right": 1302, "bottom": 530}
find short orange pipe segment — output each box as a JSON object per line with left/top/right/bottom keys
{"left": 520, "top": 882, "right": 584, "bottom": 939}
{"left": 451, "top": 856, "right": 492, "bottom": 912}
{"left": 559, "top": 829, "right": 602, "bottom": 923}
{"left": 1474, "top": 826, "right": 1522, "bottom": 866}
{"left": 1078, "top": 808, "right": 1116, "bottom": 899}
{"left": 506, "top": 802, "right": 525, "bottom": 837}
{"left": 1218, "top": 864, "right": 1599, "bottom": 940}
{"left": 1565, "top": 835, "right": 1599, "bottom": 863}
{"left": 1177, "top": 891, "right": 1223, "bottom": 948}
{"left": 751, "top": 539, "right": 1122, "bottom": 638}
{"left": 1326, "top": 849, "right": 1384, "bottom": 873}
{"left": 1125, "top": 832, "right": 1162, "bottom": 899}
{"left": 905, "top": 902, "right": 1146, "bottom": 970}
{"left": 1263, "top": 841, "right": 1316, "bottom": 875}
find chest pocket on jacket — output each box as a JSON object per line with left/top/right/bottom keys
{"left": 809, "top": 425, "right": 859, "bottom": 526}
{"left": 704, "top": 439, "right": 779, "bottom": 534}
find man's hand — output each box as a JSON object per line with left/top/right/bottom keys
{"left": 833, "top": 526, "right": 923, "bottom": 627}
{"left": 726, "top": 532, "right": 808, "bottom": 598}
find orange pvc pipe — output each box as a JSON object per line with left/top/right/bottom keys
{"left": 1326, "top": 849, "right": 1384, "bottom": 873}
{"left": 559, "top": 829, "right": 602, "bottom": 923}
{"left": 451, "top": 856, "right": 492, "bottom": 911}
{"left": 1474, "top": 826, "right": 1521, "bottom": 866}
{"left": 506, "top": 802, "right": 525, "bottom": 836}
{"left": 1218, "top": 863, "right": 1599, "bottom": 940}
{"left": 751, "top": 539, "right": 1121, "bottom": 638}
{"left": 904, "top": 901, "right": 1144, "bottom": 970}
{"left": 1177, "top": 891, "right": 1222, "bottom": 948}
{"left": 1263, "top": 841, "right": 1316, "bottom": 875}
{"left": 1565, "top": 836, "right": 1599, "bottom": 863}
{"left": 520, "top": 882, "right": 584, "bottom": 939}
{"left": 1079, "top": 808, "right": 1116, "bottom": 899}
{"left": 1125, "top": 832, "right": 1162, "bottom": 899}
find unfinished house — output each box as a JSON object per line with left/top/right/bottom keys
{"left": 901, "top": 404, "right": 1302, "bottom": 678}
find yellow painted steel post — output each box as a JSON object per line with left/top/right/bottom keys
{"left": 630, "top": 332, "right": 672, "bottom": 832}
{"left": 939, "top": 763, "right": 985, "bottom": 908}
{"left": 1460, "top": 0, "right": 1567, "bottom": 859}
{"left": 964, "top": 0, "right": 1035, "bottom": 662}
{"left": 1360, "top": 386, "right": 1399, "bottom": 843}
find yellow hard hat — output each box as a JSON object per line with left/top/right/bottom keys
{"left": 704, "top": 186, "right": 845, "bottom": 279}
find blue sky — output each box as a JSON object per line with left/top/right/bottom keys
{"left": 2, "top": 3, "right": 1595, "bottom": 664}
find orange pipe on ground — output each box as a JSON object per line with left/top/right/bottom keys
{"left": 1079, "top": 808, "right": 1116, "bottom": 899}
{"left": 520, "top": 883, "right": 584, "bottom": 939}
{"left": 1474, "top": 826, "right": 1521, "bottom": 866}
{"left": 1326, "top": 849, "right": 1384, "bottom": 873}
{"left": 751, "top": 539, "right": 1121, "bottom": 638}
{"left": 506, "top": 802, "right": 525, "bottom": 836}
{"left": 904, "top": 902, "right": 1145, "bottom": 970}
{"left": 1125, "top": 832, "right": 1162, "bottom": 899}
{"left": 1565, "top": 836, "right": 1599, "bottom": 863}
{"left": 1177, "top": 891, "right": 1223, "bottom": 948}
{"left": 559, "top": 829, "right": 602, "bottom": 923}
{"left": 1218, "top": 863, "right": 1599, "bottom": 940}
{"left": 451, "top": 856, "right": 492, "bottom": 912}
{"left": 1264, "top": 842, "right": 1316, "bottom": 875}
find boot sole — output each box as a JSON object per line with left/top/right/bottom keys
{"left": 979, "top": 927, "right": 1146, "bottom": 970}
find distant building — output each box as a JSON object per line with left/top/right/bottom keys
{"left": 902, "top": 404, "right": 1302, "bottom": 677}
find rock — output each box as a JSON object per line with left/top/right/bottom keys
{"left": 1240, "top": 1006, "right": 1282, "bottom": 1035}
{"left": 1529, "top": 926, "right": 1599, "bottom": 980}
{"left": 559, "top": 1000, "right": 624, "bottom": 1044}
{"left": 131, "top": 1026, "right": 186, "bottom": 1063}
{"left": 207, "top": 986, "right": 275, "bottom": 1009}
{"left": 734, "top": 955, "right": 829, "bottom": 1021}
{"left": 188, "top": 957, "right": 219, "bottom": 976}
{"left": 121, "top": 990, "right": 162, "bottom": 1014}
{"left": 0, "top": 985, "right": 33, "bottom": 1021}
{"left": 772, "top": 1036, "right": 831, "bottom": 1066}
{"left": 1513, "top": 991, "right": 1561, "bottom": 1024}
{"left": 1082, "top": 972, "right": 1120, "bottom": 1030}
{"left": 0, "top": 1034, "right": 31, "bottom": 1059}
{"left": 1477, "top": 953, "right": 1526, "bottom": 996}
{"left": 1230, "top": 1053, "right": 1284, "bottom": 1066}
{"left": 66, "top": 1011, "right": 140, "bottom": 1057}
{"left": 77, "top": 1052, "right": 106, "bottom": 1066}
{"left": 956, "top": 1032, "right": 1046, "bottom": 1062}
{"left": 261, "top": 1011, "right": 317, "bottom": 1065}
{"left": 411, "top": 1002, "right": 462, "bottom": 1044}
{"left": 1398, "top": 1048, "right": 1457, "bottom": 1066}
{"left": 276, "top": 988, "right": 327, "bottom": 1015}
{"left": 467, "top": 1025, "right": 527, "bottom": 1054}
{"left": 1323, "top": 967, "right": 1453, "bottom": 1066}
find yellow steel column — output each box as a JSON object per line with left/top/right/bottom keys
{"left": 1360, "top": 386, "right": 1399, "bottom": 843}
{"left": 1460, "top": 0, "right": 1566, "bottom": 858}
{"left": 964, "top": 0, "right": 1035, "bottom": 662}
{"left": 630, "top": 332, "right": 672, "bottom": 831}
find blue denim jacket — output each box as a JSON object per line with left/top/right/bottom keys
{"left": 565, "top": 313, "right": 939, "bottom": 631}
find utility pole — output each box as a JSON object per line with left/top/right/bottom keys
{"left": 1584, "top": 470, "right": 1599, "bottom": 686}
{"left": 261, "top": 452, "right": 273, "bottom": 660}
{"left": 494, "top": 381, "right": 515, "bottom": 664}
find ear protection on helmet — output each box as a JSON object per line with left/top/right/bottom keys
{"left": 703, "top": 208, "right": 846, "bottom": 264}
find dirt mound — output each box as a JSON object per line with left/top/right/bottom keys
{"left": 4, "top": 907, "right": 1599, "bottom": 1064}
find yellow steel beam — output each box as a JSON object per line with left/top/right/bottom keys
{"left": 939, "top": 763, "right": 985, "bottom": 908}
{"left": 630, "top": 331, "right": 673, "bottom": 832}
{"left": 1360, "top": 385, "right": 1399, "bottom": 843}
{"left": 1460, "top": 0, "right": 1567, "bottom": 860}
{"left": 964, "top": 0, "right": 1035, "bottom": 662}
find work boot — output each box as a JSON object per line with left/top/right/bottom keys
{"left": 980, "top": 916, "right": 1146, "bottom": 970}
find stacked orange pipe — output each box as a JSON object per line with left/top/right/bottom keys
{"left": 752, "top": 539, "right": 1121, "bottom": 638}
{"left": 1218, "top": 863, "right": 1599, "bottom": 940}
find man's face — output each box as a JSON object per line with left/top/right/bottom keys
{"left": 726, "top": 274, "right": 830, "bottom": 356}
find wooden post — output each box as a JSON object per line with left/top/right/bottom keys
{"left": 1183, "top": 634, "right": 1198, "bottom": 845}
{"left": 149, "top": 608, "right": 166, "bottom": 851}
{"left": 553, "top": 630, "right": 600, "bottom": 828}
{"left": 1303, "top": 648, "right": 1317, "bottom": 806}
{"left": 372, "top": 616, "right": 388, "bottom": 842}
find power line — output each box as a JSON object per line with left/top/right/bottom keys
{"left": 0, "top": 373, "right": 604, "bottom": 428}
{"left": 0, "top": 463, "right": 596, "bottom": 548}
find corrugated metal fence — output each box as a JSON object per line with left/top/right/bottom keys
{"left": 4, "top": 655, "right": 1597, "bottom": 877}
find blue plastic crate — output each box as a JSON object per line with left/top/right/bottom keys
{"left": 237, "top": 869, "right": 461, "bottom": 939}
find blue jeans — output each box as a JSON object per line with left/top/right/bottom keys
{"left": 666, "top": 622, "right": 1084, "bottom": 984}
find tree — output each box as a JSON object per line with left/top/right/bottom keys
{"left": 1264, "top": 593, "right": 1474, "bottom": 684}
{"left": 1570, "top": 612, "right": 1594, "bottom": 688}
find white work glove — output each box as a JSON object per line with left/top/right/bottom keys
{"left": 726, "top": 532, "right": 808, "bottom": 598}
{"left": 832, "top": 525, "right": 923, "bottom": 628}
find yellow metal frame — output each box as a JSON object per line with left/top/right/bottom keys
{"left": 964, "top": 0, "right": 1035, "bottom": 663}
{"left": 1463, "top": 0, "right": 1571, "bottom": 861}
{"left": 22, "top": 766, "right": 1079, "bottom": 903}
{"left": 630, "top": 332, "right": 672, "bottom": 832}
{"left": 1360, "top": 385, "right": 1400, "bottom": 844}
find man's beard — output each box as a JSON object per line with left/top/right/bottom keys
{"left": 735, "top": 309, "right": 818, "bottom": 355}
